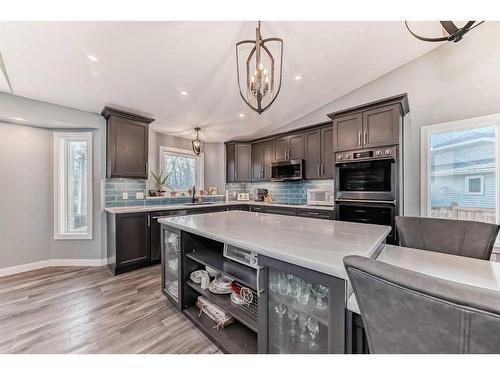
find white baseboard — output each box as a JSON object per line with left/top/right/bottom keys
{"left": 0, "top": 258, "right": 107, "bottom": 278}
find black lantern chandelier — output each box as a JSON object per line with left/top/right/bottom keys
{"left": 236, "top": 21, "right": 283, "bottom": 114}
{"left": 192, "top": 127, "right": 201, "bottom": 155}
{"left": 405, "top": 21, "right": 484, "bottom": 43}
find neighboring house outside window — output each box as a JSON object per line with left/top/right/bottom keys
{"left": 159, "top": 146, "right": 204, "bottom": 193}
{"left": 53, "top": 132, "right": 93, "bottom": 239}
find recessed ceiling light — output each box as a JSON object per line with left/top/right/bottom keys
{"left": 239, "top": 113, "right": 245, "bottom": 118}
{"left": 180, "top": 91, "right": 188, "bottom": 96}
{"left": 87, "top": 55, "right": 99, "bottom": 62}
{"left": 12, "top": 117, "right": 26, "bottom": 122}
{"left": 294, "top": 75, "right": 302, "bottom": 81}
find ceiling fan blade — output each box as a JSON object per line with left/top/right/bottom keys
{"left": 440, "top": 21, "right": 460, "bottom": 36}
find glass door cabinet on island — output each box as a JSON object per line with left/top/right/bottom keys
{"left": 161, "top": 226, "right": 182, "bottom": 309}
{"left": 258, "top": 256, "right": 346, "bottom": 354}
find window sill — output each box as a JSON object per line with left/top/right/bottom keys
{"left": 54, "top": 234, "right": 93, "bottom": 240}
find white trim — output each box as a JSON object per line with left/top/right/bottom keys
{"left": 159, "top": 145, "right": 205, "bottom": 191}
{"left": 0, "top": 258, "right": 107, "bottom": 278}
{"left": 421, "top": 113, "right": 500, "bottom": 218}
{"left": 465, "top": 175, "right": 485, "bottom": 195}
{"left": 53, "top": 132, "right": 93, "bottom": 240}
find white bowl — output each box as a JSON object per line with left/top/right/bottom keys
{"left": 205, "top": 266, "right": 218, "bottom": 277}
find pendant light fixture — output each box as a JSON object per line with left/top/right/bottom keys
{"left": 405, "top": 21, "right": 483, "bottom": 43}
{"left": 192, "top": 127, "right": 201, "bottom": 155}
{"left": 236, "top": 21, "right": 283, "bottom": 114}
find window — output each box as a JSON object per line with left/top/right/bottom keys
{"left": 421, "top": 114, "right": 500, "bottom": 227}
{"left": 54, "top": 132, "right": 93, "bottom": 239}
{"left": 159, "top": 146, "right": 204, "bottom": 192}
{"left": 465, "top": 175, "right": 484, "bottom": 195}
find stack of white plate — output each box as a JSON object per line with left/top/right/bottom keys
{"left": 209, "top": 275, "right": 233, "bottom": 294}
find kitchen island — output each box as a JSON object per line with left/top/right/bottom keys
{"left": 158, "top": 210, "right": 390, "bottom": 354}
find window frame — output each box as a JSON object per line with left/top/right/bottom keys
{"left": 465, "top": 175, "right": 485, "bottom": 195}
{"left": 159, "top": 146, "right": 204, "bottom": 192}
{"left": 53, "top": 132, "right": 93, "bottom": 240}
{"left": 421, "top": 113, "right": 500, "bottom": 220}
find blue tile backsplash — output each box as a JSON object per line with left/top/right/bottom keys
{"left": 226, "top": 179, "right": 334, "bottom": 205}
{"left": 105, "top": 178, "right": 333, "bottom": 208}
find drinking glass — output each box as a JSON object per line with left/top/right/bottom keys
{"left": 278, "top": 273, "right": 290, "bottom": 296}
{"left": 312, "top": 284, "right": 329, "bottom": 309}
{"left": 297, "top": 280, "right": 312, "bottom": 305}
{"left": 298, "top": 313, "right": 309, "bottom": 342}
{"left": 287, "top": 309, "right": 298, "bottom": 338}
{"left": 307, "top": 318, "right": 320, "bottom": 351}
{"left": 288, "top": 275, "right": 301, "bottom": 299}
{"left": 274, "top": 303, "right": 287, "bottom": 333}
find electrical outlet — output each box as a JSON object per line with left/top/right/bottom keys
{"left": 122, "top": 192, "right": 128, "bottom": 200}
{"left": 136, "top": 192, "right": 144, "bottom": 199}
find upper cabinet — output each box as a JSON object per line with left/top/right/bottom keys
{"left": 328, "top": 94, "right": 409, "bottom": 153}
{"left": 251, "top": 140, "right": 273, "bottom": 181}
{"left": 226, "top": 142, "right": 251, "bottom": 183}
{"left": 273, "top": 133, "right": 305, "bottom": 161}
{"left": 304, "top": 125, "right": 334, "bottom": 180}
{"left": 102, "top": 107, "right": 155, "bottom": 179}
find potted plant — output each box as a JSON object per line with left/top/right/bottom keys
{"left": 151, "top": 170, "right": 175, "bottom": 197}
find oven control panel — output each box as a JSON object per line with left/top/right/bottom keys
{"left": 335, "top": 146, "right": 397, "bottom": 162}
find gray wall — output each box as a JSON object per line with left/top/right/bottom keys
{"left": 277, "top": 22, "right": 500, "bottom": 215}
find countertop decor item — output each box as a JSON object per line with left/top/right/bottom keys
{"left": 235, "top": 21, "right": 283, "bottom": 114}
{"left": 190, "top": 270, "right": 209, "bottom": 284}
{"left": 405, "top": 21, "right": 484, "bottom": 43}
{"left": 192, "top": 127, "right": 202, "bottom": 155}
{"left": 151, "top": 170, "right": 174, "bottom": 196}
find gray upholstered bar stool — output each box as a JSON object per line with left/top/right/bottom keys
{"left": 344, "top": 255, "right": 500, "bottom": 354}
{"left": 395, "top": 216, "right": 500, "bottom": 260}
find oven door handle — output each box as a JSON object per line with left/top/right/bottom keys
{"left": 336, "top": 199, "right": 396, "bottom": 205}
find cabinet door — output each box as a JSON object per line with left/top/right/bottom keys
{"left": 235, "top": 144, "right": 252, "bottom": 182}
{"left": 288, "top": 133, "right": 305, "bottom": 160}
{"left": 333, "top": 113, "right": 363, "bottom": 152}
{"left": 362, "top": 104, "right": 400, "bottom": 148}
{"left": 263, "top": 140, "right": 273, "bottom": 181}
{"left": 274, "top": 137, "right": 289, "bottom": 161}
{"left": 161, "top": 226, "right": 181, "bottom": 308}
{"left": 258, "top": 256, "right": 346, "bottom": 354}
{"left": 304, "top": 129, "right": 322, "bottom": 180}
{"left": 116, "top": 213, "right": 150, "bottom": 268}
{"left": 320, "top": 126, "right": 334, "bottom": 179}
{"left": 226, "top": 143, "right": 236, "bottom": 183}
{"left": 251, "top": 142, "right": 264, "bottom": 181}
{"left": 108, "top": 117, "right": 149, "bottom": 179}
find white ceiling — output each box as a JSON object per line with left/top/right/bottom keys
{"left": 0, "top": 21, "right": 443, "bottom": 141}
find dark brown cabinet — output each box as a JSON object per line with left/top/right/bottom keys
{"left": 305, "top": 125, "right": 334, "bottom": 179}
{"left": 107, "top": 212, "right": 151, "bottom": 274}
{"left": 273, "top": 133, "right": 305, "bottom": 161}
{"left": 226, "top": 142, "right": 251, "bottom": 182}
{"left": 329, "top": 95, "right": 409, "bottom": 153}
{"left": 102, "top": 107, "right": 154, "bottom": 179}
{"left": 251, "top": 140, "right": 273, "bottom": 181}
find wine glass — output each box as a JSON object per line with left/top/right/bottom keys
{"left": 288, "top": 275, "right": 300, "bottom": 299}
{"left": 287, "top": 309, "right": 298, "bottom": 338}
{"left": 269, "top": 273, "right": 279, "bottom": 294}
{"left": 298, "top": 313, "right": 309, "bottom": 342}
{"left": 274, "top": 303, "right": 287, "bottom": 333}
{"left": 307, "top": 318, "right": 320, "bottom": 351}
{"left": 297, "top": 280, "right": 312, "bottom": 305}
{"left": 278, "top": 273, "right": 290, "bottom": 296}
{"left": 312, "top": 284, "right": 329, "bottom": 309}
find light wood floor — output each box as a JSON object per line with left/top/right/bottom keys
{"left": 0, "top": 264, "right": 221, "bottom": 354}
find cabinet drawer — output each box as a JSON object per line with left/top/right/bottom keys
{"left": 296, "top": 209, "right": 333, "bottom": 220}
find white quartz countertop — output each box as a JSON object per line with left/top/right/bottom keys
{"left": 104, "top": 201, "right": 335, "bottom": 214}
{"left": 159, "top": 210, "right": 390, "bottom": 280}
{"left": 347, "top": 244, "right": 500, "bottom": 314}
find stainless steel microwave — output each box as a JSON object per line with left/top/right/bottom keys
{"left": 270, "top": 159, "right": 303, "bottom": 181}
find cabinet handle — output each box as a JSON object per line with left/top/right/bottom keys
{"left": 145, "top": 162, "right": 148, "bottom": 175}
{"left": 147, "top": 215, "right": 150, "bottom": 227}
{"left": 317, "top": 165, "right": 321, "bottom": 175}
{"left": 321, "top": 164, "right": 324, "bottom": 175}
{"left": 307, "top": 211, "right": 321, "bottom": 216}
{"left": 256, "top": 266, "right": 263, "bottom": 298}
{"left": 363, "top": 131, "right": 367, "bottom": 145}
{"left": 358, "top": 132, "right": 362, "bottom": 146}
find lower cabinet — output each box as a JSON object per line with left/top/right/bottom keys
{"left": 107, "top": 212, "right": 151, "bottom": 275}
{"left": 258, "top": 256, "right": 346, "bottom": 354}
